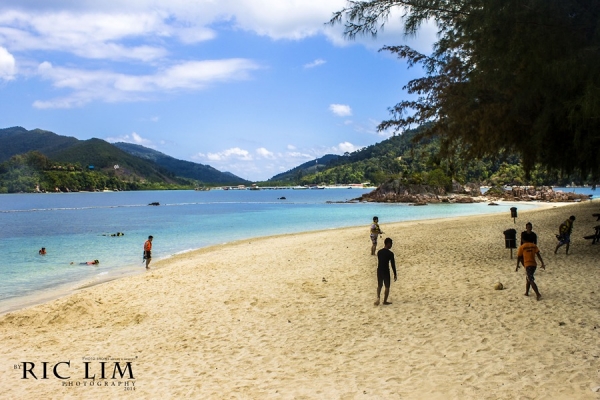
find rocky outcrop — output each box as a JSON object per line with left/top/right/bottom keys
{"left": 487, "top": 186, "right": 590, "bottom": 202}
{"left": 358, "top": 182, "right": 590, "bottom": 204}
{"left": 359, "top": 181, "right": 483, "bottom": 204}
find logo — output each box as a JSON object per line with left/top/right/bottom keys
{"left": 15, "top": 356, "right": 137, "bottom": 391}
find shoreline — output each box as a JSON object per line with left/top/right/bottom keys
{"left": 0, "top": 199, "right": 564, "bottom": 316}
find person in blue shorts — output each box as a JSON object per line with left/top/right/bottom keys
{"left": 554, "top": 215, "right": 575, "bottom": 254}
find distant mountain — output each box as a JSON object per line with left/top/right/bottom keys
{"left": 48, "top": 138, "right": 188, "bottom": 184}
{"left": 0, "top": 126, "right": 79, "bottom": 162}
{"left": 268, "top": 154, "right": 339, "bottom": 182}
{"left": 113, "top": 142, "right": 250, "bottom": 185}
{"left": 0, "top": 126, "right": 248, "bottom": 185}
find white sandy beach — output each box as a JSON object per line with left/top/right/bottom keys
{"left": 0, "top": 200, "right": 599, "bottom": 399}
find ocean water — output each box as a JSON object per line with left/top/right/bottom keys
{"left": 0, "top": 187, "right": 594, "bottom": 312}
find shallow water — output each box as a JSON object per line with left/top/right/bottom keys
{"left": 0, "top": 187, "right": 593, "bottom": 311}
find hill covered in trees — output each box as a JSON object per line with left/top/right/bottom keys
{"left": 0, "top": 126, "right": 249, "bottom": 193}
{"left": 113, "top": 142, "right": 249, "bottom": 185}
{"left": 289, "top": 125, "right": 594, "bottom": 189}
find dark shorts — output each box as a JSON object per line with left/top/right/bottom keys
{"left": 144, "top": 250, "right": 151, "bottom": 260}
{"left": 525, "top": 266, "right": 536, "bottom": 283}
{"left": 377, "top": 267, "right": 391, "bottom": 288}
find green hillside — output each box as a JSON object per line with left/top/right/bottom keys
{"left": 0, "top": 127, "right": 79, "bottom": 162}
{"left": 268, "top": 154, "right": 339, "bottom": 183}
{"left": 113, "top": 142, "right": 250, "bottom": 185}
{"left": 49, "top": 138, "right": 186, "bottom": 184}
{"left": 0, "top": 127, "right": 249, "bottom": 191}
{"left": 293, "top": 126, "right": 592, "bottom": 188}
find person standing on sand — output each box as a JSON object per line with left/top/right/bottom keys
{"left": 554, "top": 215, "right": 575, "bottom": 254}
{"left": 520, "top": 222, "right": 537, "bottom": 245}
{"left": 516, "top": 237, "right": 546, "bottom": 301}
{"left": 370, "top": 216, "right": 383, "bottom": 255}
{"left": 143, "top": 235, "right": 153, "bottom": 269}
{"left": 375, "top": 237, "right": 397, "bottom": 306}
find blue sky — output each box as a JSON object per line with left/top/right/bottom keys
{"left": 0, "top": 1, "right": 435, "bottom": 181}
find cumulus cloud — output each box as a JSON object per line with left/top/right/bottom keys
{"left": 256, "top": 147, "right": 275, "bottom": 159}
{"left": 304, "top": 58, "right": 326, "bottom": 69}
{"left": 32, "top": 58, "right": 261, "bottom": 108}
{"left": 335, "top": 141, "right": 363, "bottom": 153}
{"left": 198, "top": 147, "right": 253, "bottom": 162}
{"left": 329, "top": 103, "right": 352, "bottom": 117}
{"left": 0, "top": 46, "right": 16, "bottom": 80}
{"left": 105, "top": 131, "right": 155, "bottom": 147}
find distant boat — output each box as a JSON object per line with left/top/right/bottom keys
{"left": 293, "top": 186, "right": 309, "bottom": 190}
{"left": 148, "top": 202, "right": 160, "bottom": 206}
{"left": 310, "top": 186, "right": 325, "bottom": 190}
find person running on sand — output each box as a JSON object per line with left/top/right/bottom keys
{"left": 554, "top": 215, "right": 575, "bottom": 254}
{"left": 143, "top": 235, "right": 153, "bottom": 269}
{"left": 375, "top": 238, "right": 397, "bottom": 306}
{"left": 516, "top": 237, "right": 546, "bottom": 301}
{"left": 370, "top": 216, "right": 383, "bottom": 255}
{"left": 520, "top": 222, "right": 537, "bottom": 245}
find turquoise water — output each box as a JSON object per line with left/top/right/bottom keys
{"left": 0, "top": 187, "right": 593, "bottom": 311}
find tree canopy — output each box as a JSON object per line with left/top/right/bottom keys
{"left": 330, "top": 0, "right": 600, "bottom": 179}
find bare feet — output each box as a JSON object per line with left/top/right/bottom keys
{"left": 536, "top": 294, "right": 542, "bottom": 301}
{"left": 524, "top": 293, "right": 529, "bottom": 296}
{"left": 374, "top": 299, "right": 380, "bottom": 306}
{"left": 383, "top": 301, "right": 392, "bottom": 305}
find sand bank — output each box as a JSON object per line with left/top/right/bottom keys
{"left": 0, "top": 200, "right": 598, "bottom": 399}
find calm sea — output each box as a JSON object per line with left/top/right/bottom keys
{"left": 0, "top": 187, "right": 594, "bottom": 312}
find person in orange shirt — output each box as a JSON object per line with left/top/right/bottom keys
{"left": 143, "top": 235, "right": 153, "bottom": 270}
{"left": 516, "top": 237, "right": 546, "bottom": 301}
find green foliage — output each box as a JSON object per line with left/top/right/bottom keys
{"left": 0, "top": 151, "right": 197, "bottom": 193}
{"left": 113, "top": 142, "right": 250, "bottom": 185}
{"left": 331, "top": 0, "right": 600, "bottom": 180}
{"left": 294, "top": 125, "right": 594, "bottom": 187}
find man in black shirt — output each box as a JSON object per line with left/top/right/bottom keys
{"left": 520, "top": 222, "right": 537, "bottom": 245}
{"left": 375, "top": 237, "right": 397, "bottom": 306}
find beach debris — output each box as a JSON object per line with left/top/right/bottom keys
{"left": 559, "top": 322, "right": 566, "bottom": 326}
{"left": 322, "top": 277, "right": 327, "bottom": 283}
{"left": 494, "top": 282, "right": 504, "bottom": 290}
{"left": 591, "top": 386, "right": 600, "bottom": 392}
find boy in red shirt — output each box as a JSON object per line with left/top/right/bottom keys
{"left": 516, "top": 237, "right": 546, "bottom": 301}
{"left": 143, "top": 235, "right": 153, "bottom": 270}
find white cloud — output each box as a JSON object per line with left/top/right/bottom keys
{"left": 335, "top": 141, "right": 362, "bottom": 153}
{"left": 0, "top": 46, "right": 16, "bottom": 80}
{"left": 256, "top": 147, "right": 275, "bottom": 159}
{"left": 287, "top": 144, "right": 296, "bottom": 150}
{"left": 329, "top": 103, "right": 352, "bottom": 117}
{"left": 105, "top": 131, "right": 154, "bottom": 147}
{"left": 32, "top": 58, "right": 261, "bottom": 108}
{"left": 199, "top": 147, "right": 253, "bottom": 162}
{"left": 304, "top": 58, "right": 325, "bottom": 69}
